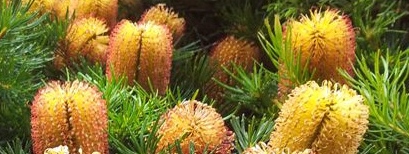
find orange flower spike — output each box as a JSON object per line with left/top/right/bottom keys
{"left": 71, "top": 0, "right": 118, "bottom": 28}
{"left": 137, "top": 22, "right": 173, "bottom": 95}
{"left": 31, "top": 80, "right": 108, "bottom": 154}
{"left": 288, "top": 9, "right": 356, "bottom": 83}
{"left": 106, "top": 20, "right": 141, "bottom": 84}
{"left": 106, "top": 21, "right": 172, "bottom": 94}
{"left": 157, "top": 100, "right": 233, "bottom": 153}
{"left": 140, "top": 3, "right": 185, "bottom": 40}
{"left": 206, "top": 36, "right": 260, "bottom": 101}
{"left": 64, "top": 17, "right": 109, "bottom": 65}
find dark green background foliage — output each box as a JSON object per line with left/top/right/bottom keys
{"left": 1, "top": 0, "right": 408, "bottom": 153}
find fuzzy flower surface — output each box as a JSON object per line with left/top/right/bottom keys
{"left": 106, "top": 20, "right": 173, "bottom": 95}
{"left": 269, "top": 81, "right": 368, "bottom": 153}
{"left": 278, "top": 8, "right": 356, "bottom": 97}
{"left": 156, "top": 100, "right": 233, "bottom": 153}
{"left": 31, "top": 80, "right": 108, "bottom": 154}
{"left": 139, "top": 3, "right": 185, "bottom": 40}
{"left": 205, "top": 36, "right": 260, "bottom": 102}
{"left": 56, "top": 17, "right": 109, "bottom": 69}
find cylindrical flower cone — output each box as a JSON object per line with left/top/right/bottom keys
{"left": 70, "top": 0, "right": 118, "bottom": 28}
{"left": 106, "top": 20, "right": 172, "bottom": 95}
{"left": 269, "top": 81, "right": 368, "bottom": 153}
{"left": 278, "top": 8, "right": 356, "bottom": 97}
{"left": 106, "top": 20, "right": 141, "bottom": 84}
{"left": 139, "top": 3, "right": 185, "bottom": 40}
{"left": 269, "top": 81, "right": 332, "bottom": 151}
{"left": 56, "top": 17, "right": 109, "bottom": 68}
{"left": 31, "top": 80, "right": 108, "bottom": 154}
{"left": 311, "top": 84, "right": 369, "bottom": 154}
{"left": 205, "top": 36, "right": 260, "bottom": 102}
{"left": 156, "top": 100, "right": 233, "bottom": 153}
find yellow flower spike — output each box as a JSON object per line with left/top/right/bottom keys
{"left": 278, "top": 8, "right": 356, "bottom": 98}
{"left": 31, "top": 80, "right": 108, "bottom": 154}
{"left": 269, "top": 80, "right": 368, "bottom": 153}
{"left": 71, "top": 0, "right": 118, "bottom": 28}
{"left": 139, "top": 3, "right": 185, "bottom": 40}
{"left": 106, "top": 20, "right": 172, "bottom": 95}
{"left": 59, "top": 17, "right": 109, "bottom": 66}
{"left": 157, "top": 100, "right": 233, "bottom": 153}
{"left": 312, "top": 84, "right": 369, "bottom": 154}
{"left": 205, "top": 36, "right": 260, "bottom": 102}
{"left": 269, "top": 81, "right": 332, "bottom": 151}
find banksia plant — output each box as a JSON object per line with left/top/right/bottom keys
{"left": 268, "top": 81, "right": 369, "bottom": 153}
{"left": 278, "top": 8, "right": 356, "bottom": 97}
{"left": 139, "top": 3, "right": 185, "bottom": 40}
{"left": 156, "top": 100, "right": 234, "bottom": 153}
{"left": 72, "top": 0, "right": 118, "bottom": 28}
{"left": 31, "top": 80, "right": 108, "bottom": 154}
{"left": 106, "top": 20, "right": 173, "bottom": 95}
{"left": 205, "top": 36, "right": 260, "bottom": 102}
{"left": 55, "top": 17, "right": 109, "bottom": 69}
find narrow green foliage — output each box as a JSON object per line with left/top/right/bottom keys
{"left": 171, "top": 54, "right": 214, "bottom": 99}
{"left": 110, "top": 118, "right": 162, "bottom": 154}
{"left": 230, "top": 115, "right": 274, "bottom": 153}
{"left": 216, "top": 63, "right": 278, "bottom": 117}
{"left": 217, "top": 0, "right": 265, "bottom": 39}
{"left": 350, "top": 0, "right": 408, "bottom": 51}
{"left": 341, "top": 50, "right": 409, "bottom": 153}
{"left": 258, "top": 16, "right": 314, "bottom": 92}
{"left": 0, "top": 138, "right": 30, "bottom": 154}
{"left": 0, "top": 0, "right": 66, "bottom": 141}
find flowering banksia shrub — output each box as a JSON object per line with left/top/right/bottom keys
{"left": 278, "top": 9, "right": 356, "bottom": 97}
{"left": 55, "top": 17, "right": 109, "bottom": 69}
{"left": 31, "top": 80, "right": 108, "bottom": 154}
{"left": 156, "top": 100, "right": 234, "bottom": 153}
{"left": 139, "top": 3, "right": 185, "bottom": 40}
{"left": 205, "top": 36, "right": 260, "bottom": 102}
{"left": 269, "top": 81, "right": 369, "bottom": 153}
{"left": 106, "top": 20, "right": 172, "bottom": 95}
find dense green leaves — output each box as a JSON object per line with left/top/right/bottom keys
{"left": 0, "top": 0, "right": 66, "bottom": 141}
{"left": 342, "top": 50, "right": 409, "bottom": 153}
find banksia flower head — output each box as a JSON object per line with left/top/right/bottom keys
{"left": 106, "top": 20, "right": 173, "bottom": 95}
{"left": 205, "top": 36, "right": 260, "bottom": 102}
{"left": 139, "top": 3, "right": 185, "bottom": 40}
{"left": 311, "top": 83, "right": 369, "bottom": 153}
{"left": 55, "top": 17, "right": 109, "bottom": 68}
{"left": 278, "top": 8, "right": 356, "bottom": 97}
{"left": 31, "top": 80, "right": 108, "bottom": 154}
{"left": 71, "top": 0, "right": 118, "bottom": 28}
{"left": 268, "top": 81, "right": 369, "bottom": 153}
{"left": 156, "top": 100, "right": 234, "bottom": 153}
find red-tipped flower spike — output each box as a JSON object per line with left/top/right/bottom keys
{"left": 31, "top": 80, "right": 108, "bottom": 154}
{"left": 205, "top": 36, "right": 260, "bottom": 102}
{"left": 139, "top": 3, "right": 185, "bottom": 40}
{"left": 278, "top": 8, "right": 356, "bottom": 98}
{"left": 156, "top": 100, "right": 234, "bottom": 153}
{"left": 56, "top": 17, "right": 109, "bottom": 68}
{"left": 106, "top": 20, "right": 173, "bottom": 95}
